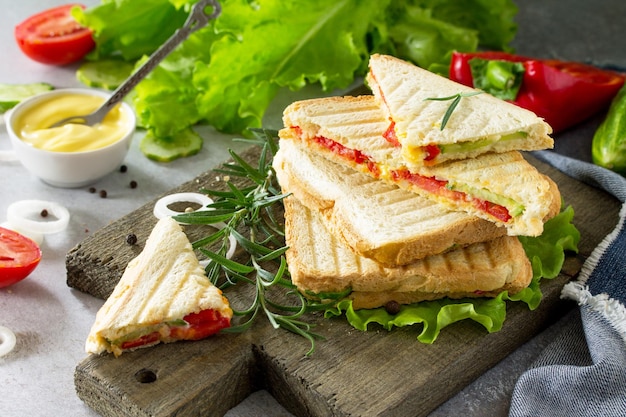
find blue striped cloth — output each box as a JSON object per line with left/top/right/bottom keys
{"left": 509, "top": 151, "right": 626, "bottom": 416}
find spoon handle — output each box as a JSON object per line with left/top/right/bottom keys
{"left": 90, "top": 0, "right": 222, "bottom": 121}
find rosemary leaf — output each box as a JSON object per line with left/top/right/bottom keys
{"left": 186, "top": 128, "right": 319, "bottom": 355}
{"left": 173, "top": 210, "right": 236, "bottom": 225}
{"left": 191, "top": 228, "right": 227, "bottom": 249}
{"left": 425, "top": 91, "right": 483, "bottom": 130}
{"left": 200, "top": 249, "right": 256, "bottom": 274}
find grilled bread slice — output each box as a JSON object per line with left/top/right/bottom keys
{"left": 284, "top": 196, "right": 533, "bottom": 310}
{"left": 86, "top": 216, "right": 233, "bottom": 357}
{"left": 281, "top": 95, "right": 561, "bottom": 237}
{"left": 273, "top": 138, "right": 505, "bottom": 266}
{"left": 366, "top": 53, "right": 553, "bottom": 166}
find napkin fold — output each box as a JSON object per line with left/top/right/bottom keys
{"left": 509, "top": 151, "right": 626, "bottom": 416}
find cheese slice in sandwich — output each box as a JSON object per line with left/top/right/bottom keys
{"left": 284, "top": 196, "right": 533, "bottom": 310}
{"left": 280, "top": 95, "right": 561, "bottom": 237}
{"left": 366, "top": 53, "right": 554, "bottom": 167}
{"left": 85, "top": 216, "right": 233, "bottom": 357}
{"left": 273, "top": 138, "right": 506, "bottom": 266}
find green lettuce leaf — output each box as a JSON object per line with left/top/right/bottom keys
{"left": 325, "top": 205, "right": 580, "bottom": 343}
{"left": 73, "top": 1, "right": 190, "bottom": 60}
{"left": 422, "top": 0, "right": 518, "bottom": 51}
{"left": 518, "top": 205, "right": 580, "bottom": 279}
{"left": 384, "top": 6, "right": 479, "bottom": 72}
{"left": 75, "top": 0, "right": 519, "bottom": 158}
{"left": 194, "top": 0, "right": 391, "bottom": 133}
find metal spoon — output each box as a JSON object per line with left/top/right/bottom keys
{"left": 50, "top": 0, "right": 221, "bottom": 128}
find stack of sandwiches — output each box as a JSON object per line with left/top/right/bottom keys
{"left": 273, "top": 54, "right": 561, "bottom": 310}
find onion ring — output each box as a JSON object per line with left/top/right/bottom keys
{"left": 6, "top": 200, "right": 70, "bottom": 235}
{"left": 153, "top": 192, "right": 215, "bottom": 220}
{"left": 153, "top": 193, "right": 237, "bottom": 259}
{"left": 0, "top": 326, "right": 17, "bottom": 357}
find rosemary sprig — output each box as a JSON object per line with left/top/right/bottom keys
{"left": 424, "top": 91, "right": 483, "bottom": 130}
{"left": 173, "top": 128, "right": 323, "bottom": 355}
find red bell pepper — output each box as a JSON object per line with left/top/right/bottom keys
{"left": 449, "top": 51, "right": 626, "bottom": 133}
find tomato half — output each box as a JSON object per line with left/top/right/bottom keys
{"left": 14, "top": 4, "right": 95, "bottom": 66}
{"left": 0, "top": 227, "right": 42, "bottom": 288}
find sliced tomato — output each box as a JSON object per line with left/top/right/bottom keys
{"left": 14, "top": 4, "right": 95, "bottom": 66}
{"left": 392, "top": 169, "right": 512, "bottom": 222}
{"left": 313, "top": 135, "right": 373, "bottom": 165}
{"left": 473, "top": 200, "right": 512, "bottom": 223}
{"left": 383, "top": 121, "right": 401, "bottom": 147}
{"left": 423, "top": 144, "right": 441, "bottom": 162}
{"left": 309, "top": 134, "right": 513, "bottom": 222}
{"left": 171, "top": 309, "right": 231, "bottom": 340}
{"left": 0, "top": 227, "right": 42, "bottom": 288}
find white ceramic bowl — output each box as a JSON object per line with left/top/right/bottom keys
{"left": 5, "top": 88, "right": 136, "bottom": 188}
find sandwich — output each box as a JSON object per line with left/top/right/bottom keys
{"left": 366, "top": 53, "right": 554, "bottom": 166}
{"left": 85, "top": 216, "right": 233, "bottom": 357}
{"left": 283, "top": 196, "right": 533, "bottom": 310}
{"left": 273, "top": 138, "right": 506, "bottom": 266}
{"left": 280, "top": 95, "right": 561, "bottom": 237}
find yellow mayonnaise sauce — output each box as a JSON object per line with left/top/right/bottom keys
{"left": 14, "top": 93, "right": 132, "bottom": 153}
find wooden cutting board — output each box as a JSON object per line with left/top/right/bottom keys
{"left": 67, "top": 147, "right": 621, "bottom": 417}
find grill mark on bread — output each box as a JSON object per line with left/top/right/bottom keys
{"left": 303, "top": 205, "right": 320, "bottom": 272}
{"left": 134, "top": 253, "right": 177, "bottom": 322}
{"left": 485, "top": 239, "right": 499, "bottom": 271}
{"left": 373, "top": 72, "right": 403, "bottom": 107}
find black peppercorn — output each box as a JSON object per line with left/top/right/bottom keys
{"left": 384, "top": 300, "right": 401, "bottom": 315}
{"left": 120, "top": 165, "right": 128, "bottom": 173}
{"left": 126, "top": 233, "right": 138, "bottom": 245}
{"left": 99, "top": 189, "right": 107, "bottom": 198}
{"left": 130, "top": 180, "right": 137, "bottom": 189}
{"left": 88, "top": 187, "right": 96, "bottom": 193}
{"left": 40, "top": 209, "right": 48, "bottom": 217}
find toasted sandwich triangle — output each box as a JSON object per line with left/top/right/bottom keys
{"left": 283, "top": 196, "right": 532, "bottom": 310}
{"left": 280, "top": 95, "right": 561, "bottom": 237}
{"left": 366, "top": 53, "right": 553, "bottom": 166}
{"left": 85, "top": 216, "right": 232, "bottom": 357}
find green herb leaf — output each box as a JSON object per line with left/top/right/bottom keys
{"left": 175, "top": 128, "right": 321, "bottom": 355}
{"left": 425, "top": 91, "right": 483, "bottom": 130}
